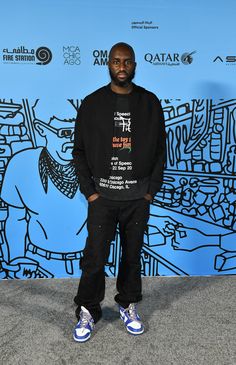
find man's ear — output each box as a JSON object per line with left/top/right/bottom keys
{"left": 34, "top": 122, "right": 47, "bottom": 137}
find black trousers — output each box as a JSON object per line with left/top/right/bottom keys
{"left": 74, "top": 196, "right": 150, "bottom": 323}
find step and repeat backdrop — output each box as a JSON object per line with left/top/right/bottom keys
{"left": 0, "top": 0, "right": 236, "bottom": 279}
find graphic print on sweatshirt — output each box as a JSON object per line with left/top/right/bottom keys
{"left": 94, "top": 95, "right": 149, "bottom": 200}
{"left": 98, "top": 109, "right": 138, "bottom": 195}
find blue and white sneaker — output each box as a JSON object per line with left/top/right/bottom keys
{"left": 73, "top": 306, "right": 94, "bottom": 342}
{"left": 119, "top": 303, "right": 144, "bottom": 335}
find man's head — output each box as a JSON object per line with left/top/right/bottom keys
{"left": 108, "top": 42, "right": 136, "bottom": 88}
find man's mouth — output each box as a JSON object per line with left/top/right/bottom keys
{"left": 117, "top": 72, "right": 128, "bottom": 79}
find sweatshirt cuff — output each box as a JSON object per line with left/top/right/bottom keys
{"left": 148, "top": 181, "right": 162, "bottom": 198}
{"left": 81, "top": 186, "right": 97, "bottom": 200}
{"left": 78, "top": 175, "right": 97, "bottom": 199}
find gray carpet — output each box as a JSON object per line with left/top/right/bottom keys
{"left": 0, "top": 276, "right": 235, "bottom": 365}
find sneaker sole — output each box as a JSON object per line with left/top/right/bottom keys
{"left": 73, "top": 333, "right": 91, "bottom": 343}
{"left": 126, "top": 326, "right": 144, "bottom": 335}
{"left": 120, "top": 315, "right": 144, "bottom": 335}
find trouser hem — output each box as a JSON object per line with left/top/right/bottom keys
{"left": 75, "top": 305, "right": 102, "bottom": 324}
{"left": 114, "top": 294, "right": 143, "bottom": 309}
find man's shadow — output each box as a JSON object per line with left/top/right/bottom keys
{"left": 99, "top": 275, "right": 229, "bottom": 332}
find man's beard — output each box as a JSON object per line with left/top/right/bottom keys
{"left": 109, "top": 68, "right": 135, "bottom": 87}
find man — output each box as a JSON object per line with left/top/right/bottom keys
{"left": 72, "top": 42, "right": 166, "bottom": 342}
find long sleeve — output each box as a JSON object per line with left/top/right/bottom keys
{"left": 148, "top": 102, "right": 166, "bottom": 197}
{"left": 72, "top": 105, "right": 97, "bottom": 199}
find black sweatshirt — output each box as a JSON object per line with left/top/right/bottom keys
{"left": 72, "top": 83, "right": 166, "bottom": 200}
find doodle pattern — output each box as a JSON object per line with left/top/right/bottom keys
{"left": 0, "top": 98, "right": 236, "bottom": 279}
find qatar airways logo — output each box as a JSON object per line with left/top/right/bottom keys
{"left": 144, "top": 51, "right": 196, "bottom": 66}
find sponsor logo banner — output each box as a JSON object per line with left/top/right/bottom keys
{"left": 2, "top": 46, "right": 52, "bottom": 65}
{"left": 131, "top": 20, "right": 159, "bottom": 30}
{"left": 63, "top": 46, "right": 81, "bottom": 65}
{"left": 144, "top": 51, "right": 196, "bottom": 66}
{"left": 93, "top": 49, "right": 108, "bottom": 66}
{"left": 213, "top": 56, "right": 236, "bottom": 65}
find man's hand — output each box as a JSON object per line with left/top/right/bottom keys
{"left": 144, "top": 193, "right": 153, "bottom": 202}
{"left": 88, "top": 193, "right": 100, "bottom": 203}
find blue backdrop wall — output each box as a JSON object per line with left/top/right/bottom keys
{"left": 0, "top": 0, "right": 236, "bottom": 279}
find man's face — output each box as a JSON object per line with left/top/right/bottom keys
{"left": 108, "top": 46, "right": 136, "bottom": 87}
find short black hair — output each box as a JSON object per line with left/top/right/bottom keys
{"left": 108, "top": 42, "right": 135, "bottom": 61}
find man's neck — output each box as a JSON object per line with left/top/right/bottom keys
{"left": 110, "top": 81, "right": 133, "bottom": 95}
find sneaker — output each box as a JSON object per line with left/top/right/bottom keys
{"left": 73, "top": 306, "right": 94, "bottom": 342}
{"left": 119, "top": 303, "right": 144, "bottom": 335}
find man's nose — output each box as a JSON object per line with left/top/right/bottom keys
{"left": 118, "top": 61, "right": 126, "bottom": 71}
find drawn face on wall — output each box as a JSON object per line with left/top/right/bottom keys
{"left": 35, "top": 118, "right": 75, "bottom": 162}
{"left": 33, "top": 100, "right": 77, "bottom": 163}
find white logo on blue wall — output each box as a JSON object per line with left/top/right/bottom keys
{"left": 144, "top": 51, "right": 196, "bottom": 66}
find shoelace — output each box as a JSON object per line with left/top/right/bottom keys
{"left": 79, "top": 311, "right": 93, "bottom": 328}
{"left": 125, "top": 304, "right": 140, "bottom": 322}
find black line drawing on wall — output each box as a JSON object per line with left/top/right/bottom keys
{"left": 0, "top": 99, "right": 87, "bottom": 279}
{"left": 0, "top": 98, "right": 236, "bottom": 279}
{"left": 107, "top": 99, "right": 236, "bottom": 277}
